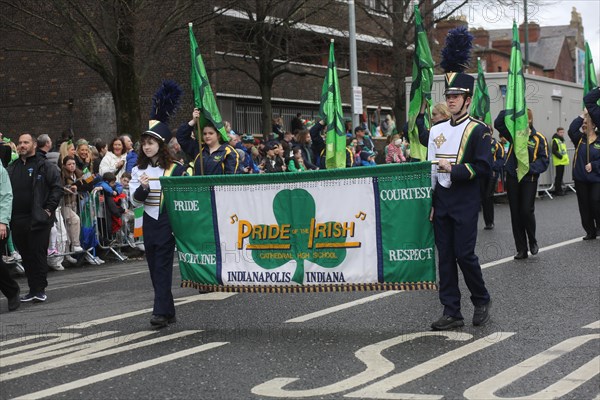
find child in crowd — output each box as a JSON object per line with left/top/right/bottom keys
{"left": 96, "top": 172, "right": 126, "bottom": 236}
{"left": 261, "top": 141, "right": 285, "bottom": 173}
{"left": 360, "top": 150, "right": 377, "bottom": 166}
{"left": 288, "top": 146, "right": 307, "bottom": 172}
{"left": 385, "top": 134, "right": 407, "bottom": 164}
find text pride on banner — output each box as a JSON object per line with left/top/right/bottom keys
{"left": 504, "top": 21, "right": 529, "bottom": 182}
{"left": 162, "top": 163, "right": 437, "bottom": 293}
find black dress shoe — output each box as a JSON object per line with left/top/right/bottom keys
{"left": 473, "top": 300, "right": 491, "bottom": 326}
{"left": 583, "top": 234, "right": 597, "bottom": 240}
{"left": 8, "top": 288, "right": 20, "bottom": 312}
{"left": 431, "top": 315, "right": 464, "bottom": 331}
{"left": 514, "top": 251, "right": 528, "bottom": 260}
{"left": 484, "top": 224, "right": 494, "bottom": 230}
{"left": 530, "top": 243, "right": 539, "bottom": 255}
{"left": 150, "top": 315, "right": 172, "bottom": 328}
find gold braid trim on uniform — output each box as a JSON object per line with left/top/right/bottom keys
{"left": 181, "top": 281, "right": 438, "bottom": 293}
{"left": 456, "top": 120, "right": 479, "bottom": 164}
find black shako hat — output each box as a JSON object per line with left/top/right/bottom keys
{"left": 144, "top": 80, "right": 183, "bottom": 142}
{"left": 440, "top": 26, "right": 474, "bottom": 96}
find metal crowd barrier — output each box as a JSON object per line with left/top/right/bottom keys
{"left": 41, "top": 189, "right": 145, "bottom": 268}
{"left": 537, "top": 147, "right": 577, "bottom": 200}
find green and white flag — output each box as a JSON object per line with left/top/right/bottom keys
{"left": 189, "top": 23, "right": 228, "bottom": 143}
{"left": 320, "top": 40, "right": 346, "bottom": 170}
{"left": 504, "top": 21, "right": 529, "bottom": 181}
{"left": 162, "top": 164, "right": 436, "bottom": 292}
{"left": 407, "top": 5, "right": 434, "bottom": 161}
{"left": 584, "top": 41, "right": 599, "bottom": 106}
{"left": 471, "top": 58, "right": 492, "bottom": 125}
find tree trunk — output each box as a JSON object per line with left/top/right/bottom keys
{"left": 260, "top": 80, "right": 273, "bottom": 141}
{"left": 113, "top": 1, "right": 141, "bottom": 140}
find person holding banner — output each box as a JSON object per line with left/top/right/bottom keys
{"left": 567, "top": 86, "right": 600, "bottom": 240}
{"left": 130, "top": 81, "right": 187, "bottom": 328}
{"left": 427, "top": 27, "right": 492, "bottom": 331}
{"left": 494, "top": 109, "right": 549, "bottom": 259}
{"left": 176, "top": 108, "right": 240, "bottom": 176}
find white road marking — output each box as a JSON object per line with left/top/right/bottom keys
{"left": 583, "top": 320, "right": 600, "bottom": 329}
{"left": 480, "top": 237, "right": 584, "bottom": 269}
{"left": 0, "top": 333, "right": 75, "bottom": 350}
{"left": 11, "top": 341, "right": 229, "bottom": 400}
{"left": 346, "top": 332, "right": 515, "bottom": 399}
{"left": 286, "top": 237, "right": 589, "bottom": 323}
{"left": 463, "top": 334, "right": 600, "bottom": 399}
{"left": 47, "top": 270, "right": 147, "bottom": 291}
{"left": 252, "top": 331, "right": 475, "bottom": 398}
{"left": 285, "top": 291, "right": 401, "bottom": 323}
{"left": 62, "top": 292, "right": 237, "bottom": 329}
{"left": 1, "top": 331, "right": 117, "bottom": 366}
{"left": 1, "top": 330, "right": 200, "bottom": 382}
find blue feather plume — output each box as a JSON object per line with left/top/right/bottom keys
{"left": 150, "top": 80, "right": 183, "bottom": 123}
{"left": 440, "top": 26, "right": 473, "bottom": 73}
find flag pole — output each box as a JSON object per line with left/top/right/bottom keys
{"left": 189, "top": 23, "right": 204, "bottom": 176}
{"left": 195, "top": 109, "right": 204, "bottom": 176}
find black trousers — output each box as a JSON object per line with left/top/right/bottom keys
{"left": 554, "top": 165, "right": 565, "bottom": 194}
{"left": 574, "top": 180, "right": 600, "bottom": 236}
{"left": 505, "top": 174, "right": 538, "bottom": 253}
{"left": 11, "top": 215, "right": 51, "bottom": 294}
{"left": 480, "top": 173, "right": 497, "bottom": 226}
{"left": 0, "top": 234, "right": 20, "bottom": 300}
{"left": 143, "top": 211, "right": 176, "bottom": 318}
{"left": 433, "top": 188, "right": 490, "bottom": 319}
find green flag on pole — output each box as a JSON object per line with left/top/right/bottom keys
{"left": 320, "top": 39, "right": 346, "bottom": 170}
{"left": 584, "top": 41, "right": 599, "bottom": 105}
{"left": 504, "top": 21, "right": 529, "bottom": 181}
{"left": 407, "top": 5, "right": 434, "bottom": 161}
{"left": 471, "top": 58, "right": 492, "bottom": 125}
{"left": 188, "top": 23, "right": 228, "bottom": 143}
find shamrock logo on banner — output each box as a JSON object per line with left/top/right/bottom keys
{"left": 249, "top": 189, "right": 348, "bottom": 284}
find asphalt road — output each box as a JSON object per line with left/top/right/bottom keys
{"left": 1, "top": 191, "right": 599, "bottom": 400}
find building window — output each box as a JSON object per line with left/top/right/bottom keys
{"left": 364, "top": 0, "right": 391, "bottom": 14}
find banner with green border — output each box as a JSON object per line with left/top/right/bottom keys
{"left": 162, "top": 162, "right": 436, "bottom": 292}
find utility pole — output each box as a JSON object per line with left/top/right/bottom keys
{"left": 524, "top": 0, "right": 529, "bottom": 73}
{"left": 348, "top": 0, "right": 360, "bottom": 129}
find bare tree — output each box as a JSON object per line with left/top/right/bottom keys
{"left": 355, "top": 0, "right": 467, "bottom": 128}
{"left": 216, "top": 0, "right": 336, "bottom": 139}
{"left": 0, "top": 0, "right": 235, "bottom": 139}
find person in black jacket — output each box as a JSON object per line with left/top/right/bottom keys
{"left": 567, "top": 87, "right": 600, "bottom": 240}
{"left": 494, "top": 109, "right": 549, "bottom": 259}
{"left": 176, "top": 108, "right": 240, "bottom": 176}
{"left": 7, "top": 133, "right": 62, "bottom": 303}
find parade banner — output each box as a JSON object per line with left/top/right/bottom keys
{"left": 162, "top": 163, "right": 436, "bottom": 293}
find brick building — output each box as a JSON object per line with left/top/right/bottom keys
{"left": 0, "top": 2, "right": 591, "bottom": 143}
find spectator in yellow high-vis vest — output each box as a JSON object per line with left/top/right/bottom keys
{"left": 551, "top": 127, "right": 570, "bottom": 196}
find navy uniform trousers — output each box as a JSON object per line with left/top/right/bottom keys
{"left": 143, "top": 210, "right": 176, "bottom": 318}
{"left": 433, "top": 184, "right": 490, "bottom": 319}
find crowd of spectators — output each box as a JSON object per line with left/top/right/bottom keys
{"left": 0, "top": 108, "right": 413, "bottom": 273}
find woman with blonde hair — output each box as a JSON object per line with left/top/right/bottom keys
{"left": 58, "top": 140, "right": 76, "bottom": 166}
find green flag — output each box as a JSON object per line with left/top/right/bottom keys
{"left": 407, "top": 5, "right": 434, "bottom": 161}
{"left": 584, "top": 41, "right": 599, "bottom": 105}
{"left": 471, "top": 58, "right": 492, "bottom": 125}
{"left": 189, "top": 23, "right": 228, "bottom": 143}
{"left": 504, "top": 21, "right": 529, "bottom": 181}
{"left": 320, "top": 40, "right": 346, "bottom": 170}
